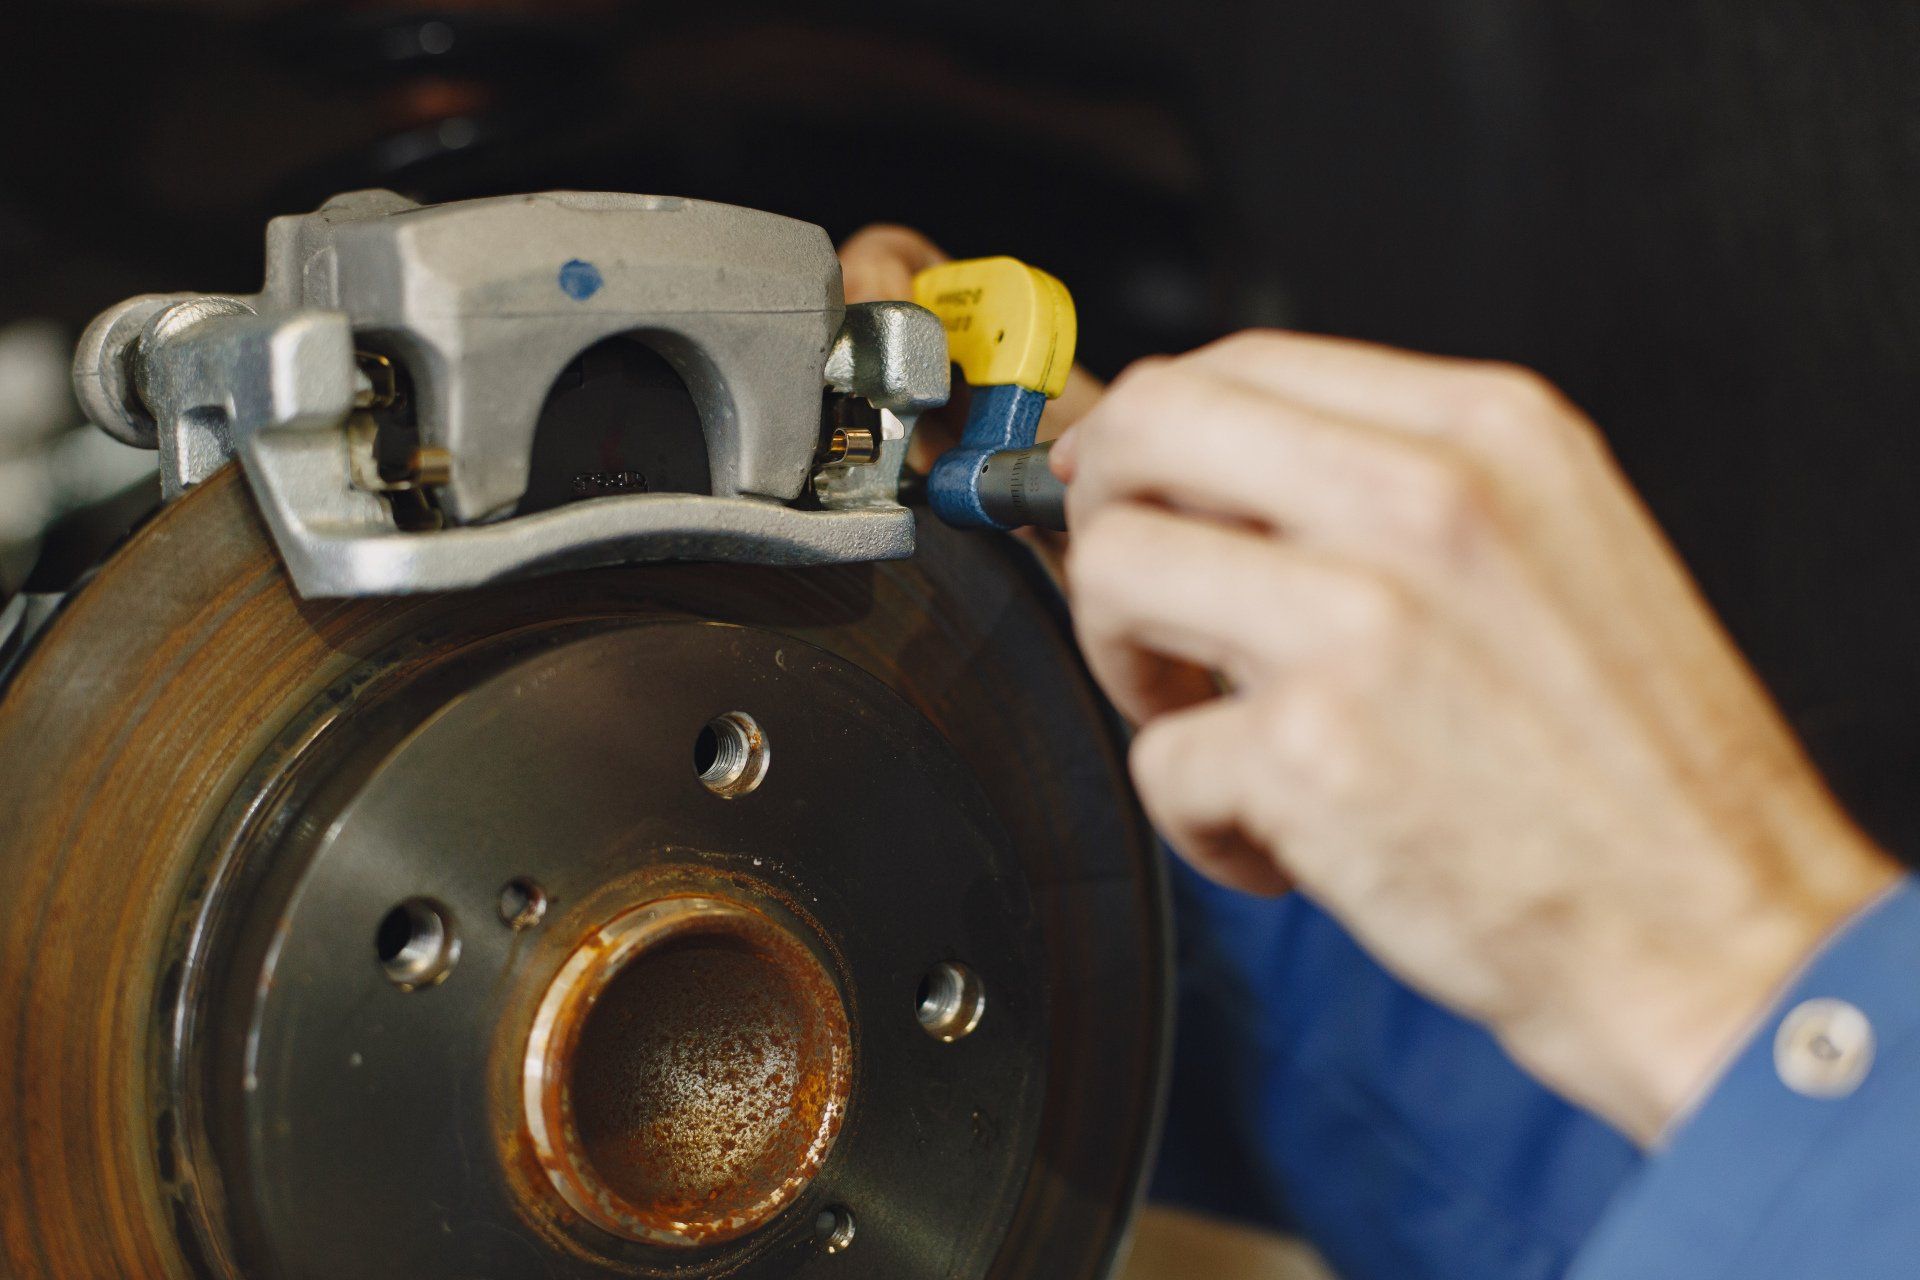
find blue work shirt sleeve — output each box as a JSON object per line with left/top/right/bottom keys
{"left": 1151, "top": 852, "right": 1641, "bottom": 1280}
{"left": 1572, "top": 874, "right": 1920, "bottom": 1280}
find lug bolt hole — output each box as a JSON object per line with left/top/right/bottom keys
{"left": 694, "top": 711, "right": 769, "bottom": 798}
{"left": 498, "top": 878, "right": 548, "bottom": 930}
{"left": 815, "top": 1205, "right": 856, "bottom": 1254}
{"left": 375, "top": 897, "right": 459, "bottom": 989}
{"left": 916, "top": 961, "right": 986, "bottom": 1042}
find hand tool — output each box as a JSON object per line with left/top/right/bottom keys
{"left": 913, "top": 257, "right": 1076, "bottom": 532}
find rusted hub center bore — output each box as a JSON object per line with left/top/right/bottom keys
{"left": 523, "top": 895, "right": 852, "bottom": 1246}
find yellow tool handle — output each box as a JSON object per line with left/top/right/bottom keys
{"left": 911, "top": 257, "right": 1077, "bottom": 398}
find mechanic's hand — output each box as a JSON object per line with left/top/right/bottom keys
{"left": 1055, "top": 330, "right": 1901, "bottom": 1144}
{"left": 838, "top": 224, "right": 1106, "bottom": 469}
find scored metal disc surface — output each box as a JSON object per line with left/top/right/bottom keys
{"left": 209, "top": 621, "right": 1049, "bottom": 1278}
{"left": 0, "top": 468, "right": 1168, "bottom": 1280}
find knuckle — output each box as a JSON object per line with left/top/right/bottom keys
{"left": 1452, "top": 364, "right": 1587, "bottom": 447}
{"left": 1128, "top": 717, "right": 1182, "bottom": 790}
{"left": 844, "top": 222, "right": 937, "bottom": 258}
{"left": 1460, "top": 363, "right": 1558, "bottom": 420}
{"left": 1252, "top": 683, "right": 1308, "bottom": 755}
{"left": 1204, "top": 328, "right": 1288, "bottom": 361}
{"left": 1339, "top": 573, "right": 1421, "bottom": 652}
{"left": 1263, "top": 683, "right": 1371, "bottom": 800}
{"left": 1104, "top": 356, "right": 1188, "bottom": 422}
{"left": 1064, "top": 508, "right": 1154, "bottom": 597}
{"left": 1343, "top": 580, "right": 1426, "bottom": 689}
{"left": 1108, "top": 353, "right": 1175, "bottom": 395}
{"left": 1060, "top": 535, "right": 1105, "bottom": 602}
{"left": 1390, "top": 449, "right": 1499, "bottom": 547}
{"left": 1074, "top": 360, "right": 1194, "bottom": 472}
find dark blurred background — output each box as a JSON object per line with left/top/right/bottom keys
{"left": 3, "top": 0, "right": 1919, "bottom": 859}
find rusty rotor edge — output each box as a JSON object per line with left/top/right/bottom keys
{"left": 0, "top": 464, "right": 1170, "bottom": 1280}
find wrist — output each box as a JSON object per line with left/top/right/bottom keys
{"left": 1504, "top": 823, "right": 1900, "bottom": 1145}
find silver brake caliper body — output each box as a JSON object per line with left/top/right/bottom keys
{"left": 72, "top": 190, "right": 949, "bottom": 596}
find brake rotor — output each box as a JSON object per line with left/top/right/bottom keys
{"left": 0, "top": 468, "right": 1167, "bottom": 1279}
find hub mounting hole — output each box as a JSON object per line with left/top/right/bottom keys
{"left": 375, "top": 898, "right": 459, "bottom": 989}
{"left": 916, "top": 961, "right": 986, "bottom": 1042}
{"left": 695, "top": 711, "right": 769, "bottom": 797}
{"left": 499, "top": 878, "right": 548, "bottom": 930}
{"left": 815, "top": 1205, "right": 856, "bottom": 1254}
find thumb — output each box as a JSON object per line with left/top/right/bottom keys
{"left": 839, "top": 224, "right": 951, "bottom": 303}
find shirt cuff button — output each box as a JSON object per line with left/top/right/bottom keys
{"left": 1774, "top": 997, "right": 1875, "bottom": 1098}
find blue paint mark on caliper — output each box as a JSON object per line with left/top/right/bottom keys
{"left": 557, "top": 259, "right": 604, "bottom": 301}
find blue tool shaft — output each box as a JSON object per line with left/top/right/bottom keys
{"left": 928, "top": 384, "right": 1048, "bottom": 530}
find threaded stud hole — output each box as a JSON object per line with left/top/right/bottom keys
{"left": 695, "top": 711, "right": 769, "bottom": 797}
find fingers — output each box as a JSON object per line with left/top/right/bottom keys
{"left": 1129, "top": 696, "right": 1293, "bottom": 896}
{"left": 1063, "top": 359, "right": 1501, "bottom": 577}
{"left": 1184, "top": 330, "right": 1597, "bottom": 463}
{"left": 839, "top": 224, "right": 950, "bottom": 303}
{"left": 1054, "top": 331, "right": 1602, "bottom": 523}
{"left": 1068, "top": 504, "right": 1411, "bottom": 722}
{"left": 1067, "top": 503, "right": 1416, "bottom": 889}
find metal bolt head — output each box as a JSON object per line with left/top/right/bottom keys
{"left": 71, "top": 295, "right": 174, "bottom": 448}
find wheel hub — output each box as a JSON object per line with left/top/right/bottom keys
{"left": 524, "top": 893, "right": 853, "bottom": 1247}
{"left": 194, "top": 619, "right": 1049, "bottom": 1278}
